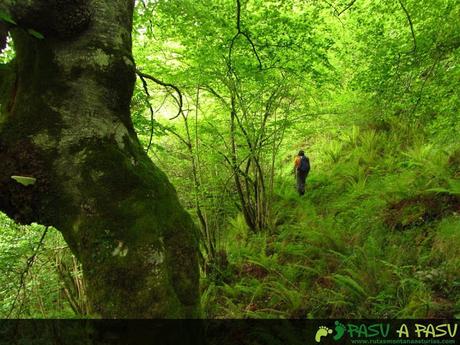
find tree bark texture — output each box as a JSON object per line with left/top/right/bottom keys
{"left": 0, "top": 0, "right": 199, "bottom": 318}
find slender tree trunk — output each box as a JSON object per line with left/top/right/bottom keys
{"left": 0, "top": 0, "right": 199, "bottom": 318}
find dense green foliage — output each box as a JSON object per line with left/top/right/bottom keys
{"left": 0, "top": 0, "right": 459, "bottom": 318}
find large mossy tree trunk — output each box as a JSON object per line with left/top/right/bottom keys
{"left": 0, "top": 0, "right": 199, "bottom": 318}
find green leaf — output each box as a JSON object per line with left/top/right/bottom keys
{"left": 11, "top": 175, "right": 37, "bottom": 186}
{"left": 27, "top": 29, "right": 45, "bottom": 40}
{"left": 0, "top": 11, "right": 16, "bottom": 25}
{"left": 333, "top": 274, "right": 368, "bottom": 298}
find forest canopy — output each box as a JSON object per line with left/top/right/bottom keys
{"left": 0, "top": 0, "right": 459, "bottom": 318}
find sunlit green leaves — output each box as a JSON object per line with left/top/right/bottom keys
{"left": 11, "top": 176, "right": 36, "bottom": 186}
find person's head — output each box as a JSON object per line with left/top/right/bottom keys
{"left": 298, "top": 150, "right": 304, "bottom": 156}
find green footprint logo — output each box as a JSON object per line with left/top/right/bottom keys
{"left": 315, "top": 326, "right": 333, "bottom": 343}
{"left": 333, "top": 321, "right": 346, "bottom": 341}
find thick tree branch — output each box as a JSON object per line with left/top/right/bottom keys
{"left": 135, "top": 69, "right": 184, "bottom": 120}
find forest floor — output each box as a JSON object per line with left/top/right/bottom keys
{"left": 202, "top": 119, "right": 460, "bottom": 319}
{"left": 0, "top": 118, "right": 458, "bottom": 319}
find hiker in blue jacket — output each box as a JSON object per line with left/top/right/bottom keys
{"left": 294, "top": 150, "right": 310, "bottom": 196}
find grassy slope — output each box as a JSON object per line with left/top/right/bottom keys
{"left": 0, "top": 113, "right": 458, "bottom": 319}
{"left": 202, "top": 115, "right": 460, "bottom": 319}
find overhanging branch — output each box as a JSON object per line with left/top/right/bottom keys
{"left": 135, "top": 69, "right": 184, "bottom": 120}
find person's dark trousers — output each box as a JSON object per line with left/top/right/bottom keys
{"left": 296, "top": 170, "right": 308, "bottom": 196}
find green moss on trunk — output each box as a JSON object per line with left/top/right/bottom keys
{"left": 0, "top": 0, "right": 200, "bottom": 318}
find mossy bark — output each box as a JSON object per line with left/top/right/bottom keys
{"left": 0, "top": 0, "right": 199, "bottom": 318}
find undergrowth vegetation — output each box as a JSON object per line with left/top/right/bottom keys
{"left": 0, "top": 217, "right": 87, "bottom": 318}
{"left": 200, "top": 114, "right": 460, "bottom": 318}
{"left": 1, "top": 112, "right": 457, "bottom": 318}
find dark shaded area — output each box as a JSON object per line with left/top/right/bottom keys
{"left": 11, "top": 0, "right": 91, "bottom": 39}
{"left": 0, "top": 22, "right": 7, "bottom": 52}
{"left": 0, "top": 319, "right": 458, "bottom": 345}
{"left": 384, "top": 193, "right": 460, "bottom": 230}
{"left": 0, "top": 139, "right": 53, "bottom": 224}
